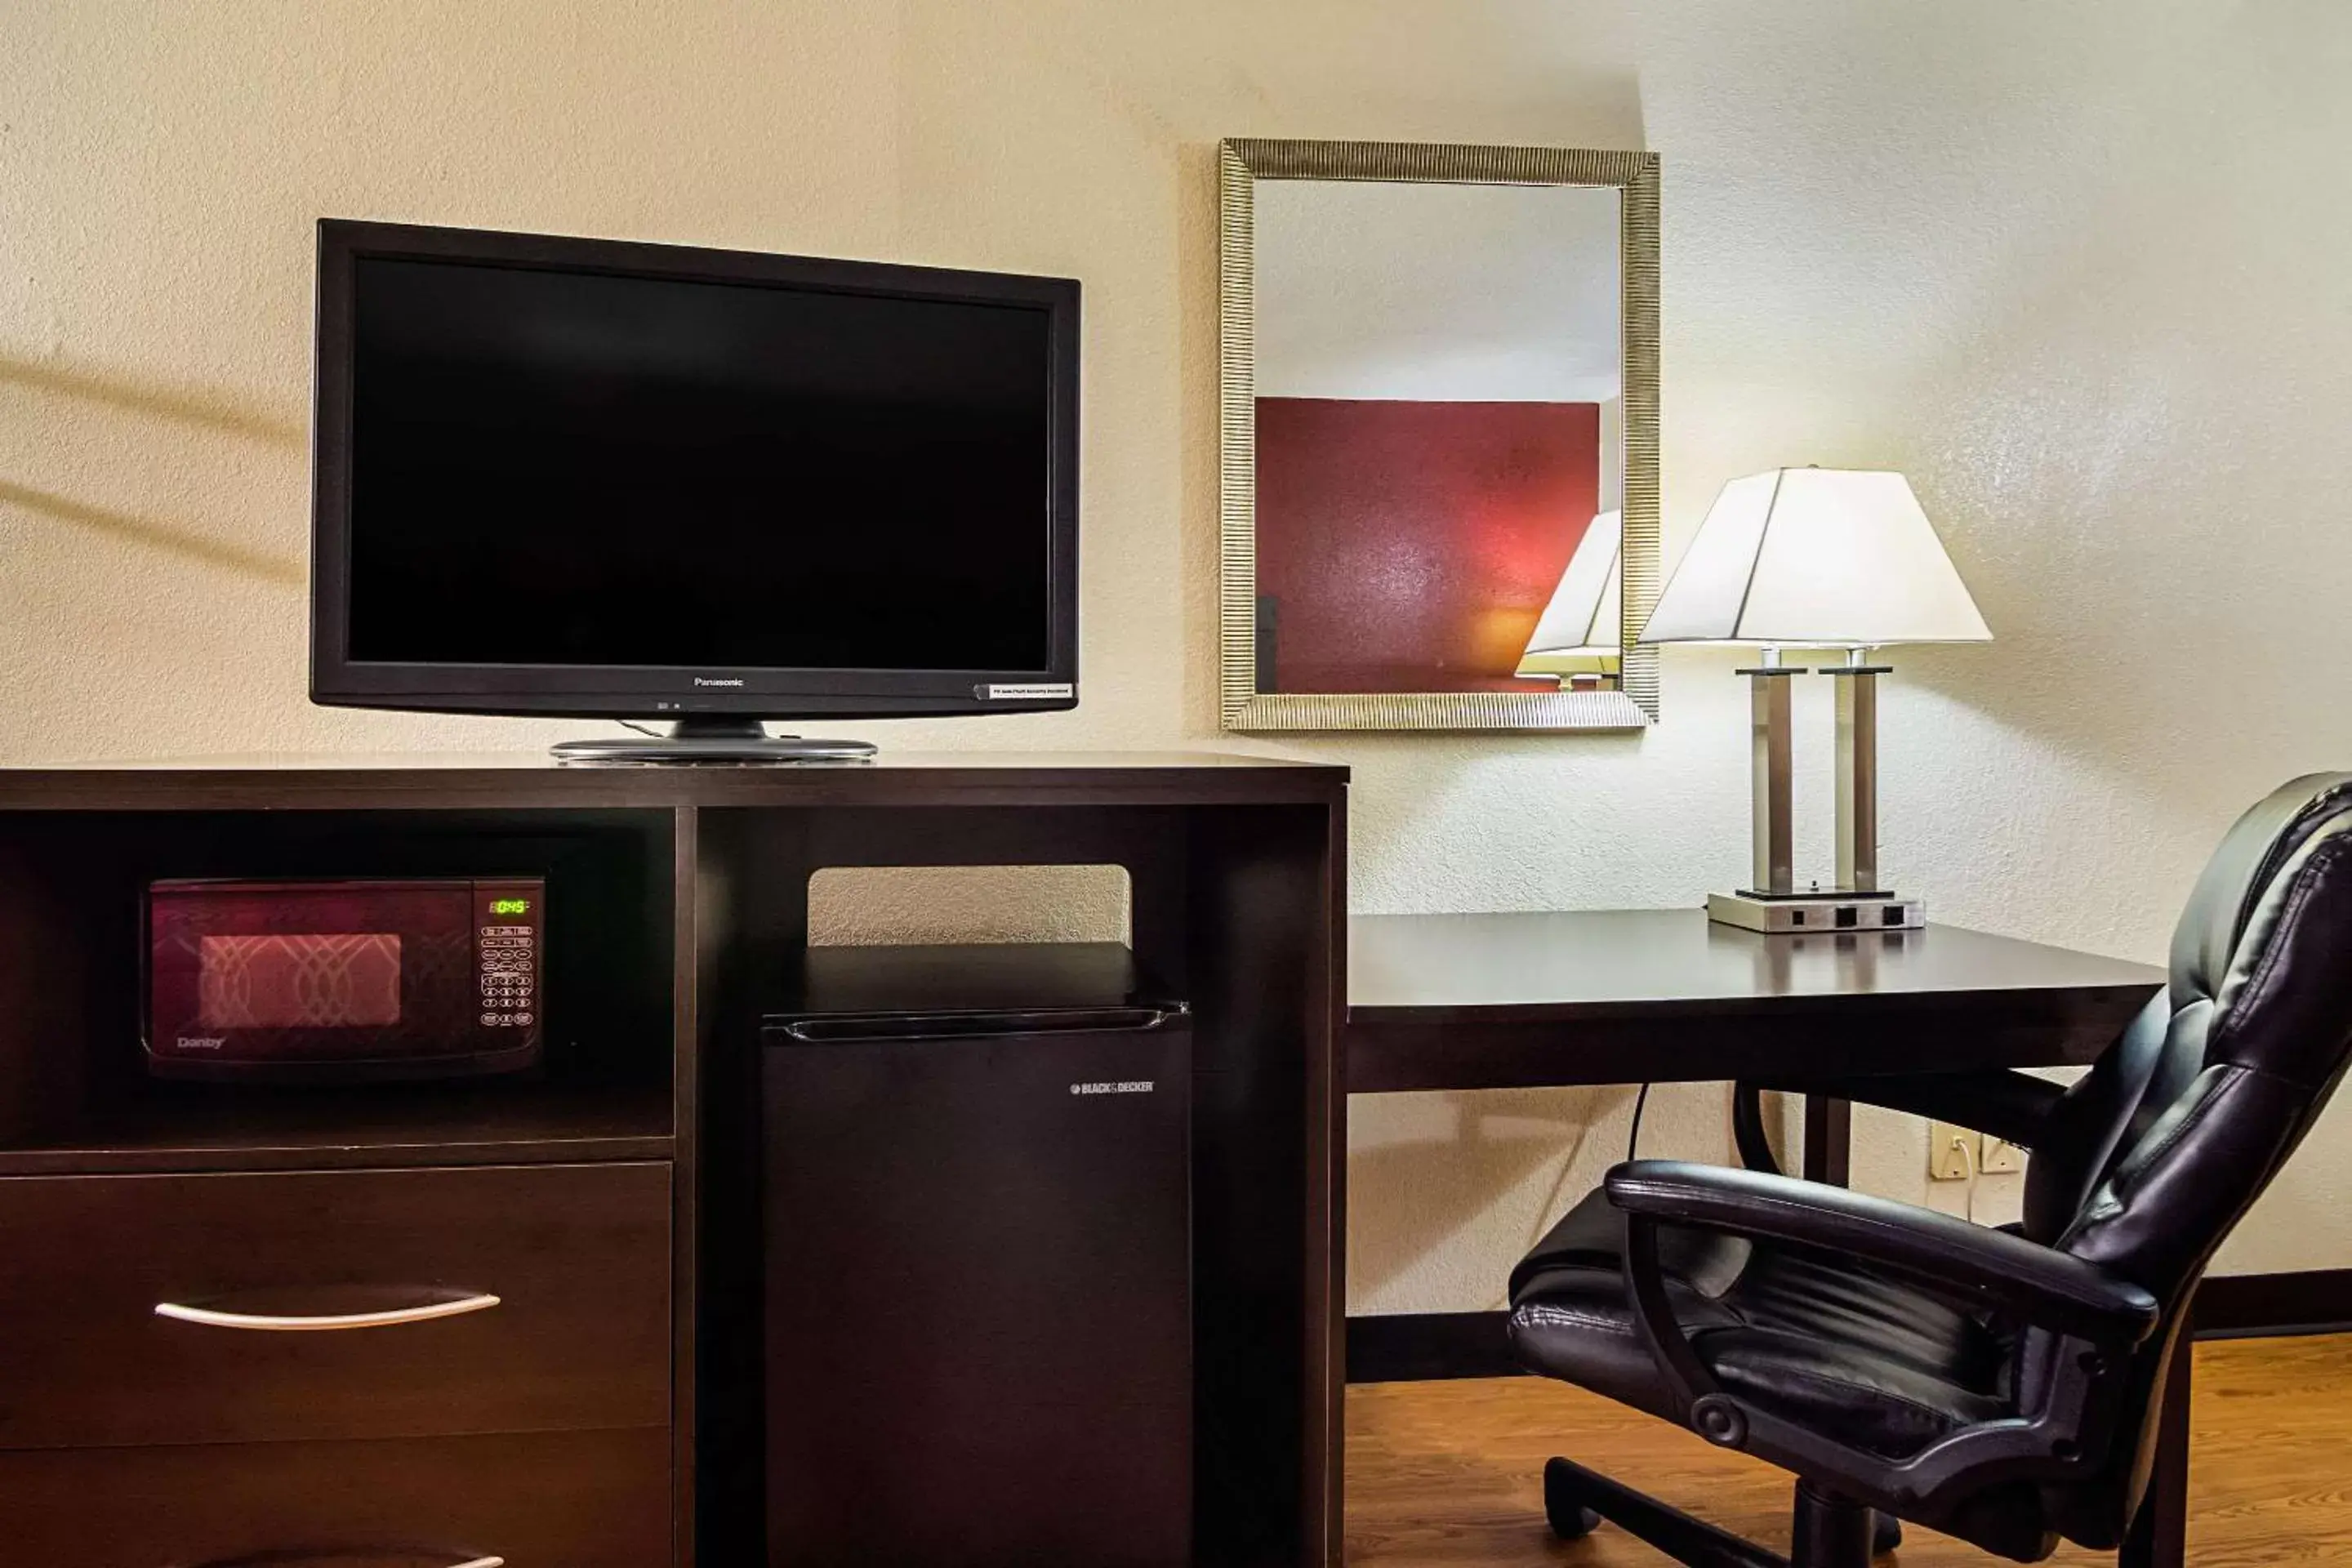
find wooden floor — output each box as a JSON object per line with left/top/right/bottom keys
{"left": 1346, "top": 1334, "right": 2352, "bottom": 1566}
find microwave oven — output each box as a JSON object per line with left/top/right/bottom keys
{"left": 144, "top": 876, "right": 545, "bottom": 1081}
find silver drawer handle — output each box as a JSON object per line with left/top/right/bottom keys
{"left": 185, "top": 1555, "right": 504, "bottom": 1567}
{"left": 154, "top": 1292, "right": 501, "bottom": 1331}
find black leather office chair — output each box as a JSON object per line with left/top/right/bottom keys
{"left": 1507, "top": 774, "right": 2352, "bottom": 1566}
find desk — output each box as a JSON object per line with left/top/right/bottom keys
{"left": 1341, "top": 908, "right": 2178, "bottom": 1563}
{"left": 1348, "top": 908, "right": 2161, "bottom": 1096}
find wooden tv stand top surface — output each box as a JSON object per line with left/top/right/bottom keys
{"left": 0, "top": 750, "right": 1348, "bottom": 810}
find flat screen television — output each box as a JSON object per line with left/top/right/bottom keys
{"left": 310, "top": 219, "right": 1080, "bottom": 760}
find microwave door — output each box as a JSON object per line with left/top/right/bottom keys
{"left": 144, "top": 879, "right": 541, "bottom": 1081}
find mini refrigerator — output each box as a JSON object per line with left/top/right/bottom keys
{"left": 760, "top": 943, "right": 1192, "bottom": 1566}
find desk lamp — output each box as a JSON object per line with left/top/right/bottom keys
{"left": 1517, "top": 510, "right": 1623, "bottom": 690}
{"left": 1640, "top": 468, "right": 1990, "bottom": 933}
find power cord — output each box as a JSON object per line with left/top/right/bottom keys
{"left": 619, "top": 720, "right": 662, "bottom": 737}
{"left": 1635, "top": 1091, "right": 1984, "bottom": 1219}
{"left": 1936, "top": 1125, "right": 1983, "bottom": 1225}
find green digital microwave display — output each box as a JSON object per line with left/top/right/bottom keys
{"left": 490, "top": 898, "right": 531, "bottom": 915}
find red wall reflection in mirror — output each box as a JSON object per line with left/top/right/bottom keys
{"left": 1254, "top": 397, "right": 1599, "bottom": 693}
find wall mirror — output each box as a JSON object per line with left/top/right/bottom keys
{"left": 1218, "top": 140, "right": 1659, "bottom": 732}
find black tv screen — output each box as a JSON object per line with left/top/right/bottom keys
{"left": 312, "top": 220, "right": 1079, "bottom": 723}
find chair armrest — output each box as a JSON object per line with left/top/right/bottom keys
{"left": 1606, "top": 1160, "right": 2160, "bottom": 1345}
{"left": 1746, "top": 1070, "right": 2065, "bottom": 1151}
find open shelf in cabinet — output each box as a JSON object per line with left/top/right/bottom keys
{"left": 0, "top": 806, "right": 678, "bottom": 1174}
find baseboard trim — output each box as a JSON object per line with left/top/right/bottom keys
{"left": 1346, "top": 1270, "right": 2352, "bottom": 1383}
{"left": 2193, "top": 1267, "right": 2352, "bottom": 1340}
{"left": 1346, "top": 1310, "right": 1521, "bottom": 1383}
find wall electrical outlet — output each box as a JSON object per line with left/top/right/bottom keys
{"left": 1981, "top": 1137, "right": 2025, "bottom": 1174}
{"left": 1929, "top": 1123, "right": 1980, "bottom": 1182}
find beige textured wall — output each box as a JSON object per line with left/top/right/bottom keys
{"left": 8, "top": 2, "right": 2352, "bottom": 1309}
{"left": 808, "top": 865, "right": 1130, "bottom": 947}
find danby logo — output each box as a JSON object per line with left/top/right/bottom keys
{"left": 176, "top": 1036, "right": 227, "bottom": 1051}
{"left": 1070, "top": 1080, "right": 1154, "bottom": 1096}
{"left": 692, "top": 676, "right": 745, "bottom": 688}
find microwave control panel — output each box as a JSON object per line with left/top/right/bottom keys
{"left": 474, "top": 880, "right": 545, "bottom": 1031}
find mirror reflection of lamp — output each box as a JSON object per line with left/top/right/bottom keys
{"left": 1517, "top": 509, "right": 1623, "bottom": 691}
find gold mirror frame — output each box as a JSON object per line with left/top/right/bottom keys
{"left": 1218, "top": 139, "right": 1660, "bottom": 732}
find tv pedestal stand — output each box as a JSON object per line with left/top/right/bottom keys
{"left": 550, "top": 718, "right": 878, "bottom": 764}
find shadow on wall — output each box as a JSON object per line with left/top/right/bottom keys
{"left": 0, "top": 356, "right": 306, "bottom": 587}
{"left": 0, "top": 480, "right": 303, "bottom": 587}
{"left": 1348, "top": 1084, "right": 1637, "bottom": 1306}
{"left": 0, "top": 356, "right": 304, "bottom": 446}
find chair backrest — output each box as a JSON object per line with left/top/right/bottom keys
{"left": 2025, "top": 774, "right": 2352, "bottom": 1289}
{"left": 2020, "top": 774, "right": 2352, "bottom": 1539}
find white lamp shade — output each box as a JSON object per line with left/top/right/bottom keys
{"left": 1639, "top": 469, "right": 1992, "bottom": 648}
{"left": 1521, "top": 510, "right": 1624, "bottom": 661}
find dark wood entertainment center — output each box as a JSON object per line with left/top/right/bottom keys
{"left": 0, "top": 753, "right": 1348, "bottom": 1567}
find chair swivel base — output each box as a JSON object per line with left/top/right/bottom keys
{"left": 1544, "top": 1458, "right": 1900, "bottom": 1567}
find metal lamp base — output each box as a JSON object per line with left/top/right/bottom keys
{"left": 1707, "top": 889, "right": 1925, "bottom": 935}
{"left": 1724, "top": 652, "right": 1922, "bottom": 934}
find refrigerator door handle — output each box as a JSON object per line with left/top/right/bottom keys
{"left": 777, "top": 1004, "right": 1187, "bottom": 1043}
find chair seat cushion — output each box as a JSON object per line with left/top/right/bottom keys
{"left": 1508, "top": 1189, "right": 2015, "bottom": 1460}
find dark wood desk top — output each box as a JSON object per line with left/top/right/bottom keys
{"left": 1346, "top": 909, "right": 2165, "bottom": 1092}
{"left": 1351, "top": 908, "right": 2162, "bottom": 1019}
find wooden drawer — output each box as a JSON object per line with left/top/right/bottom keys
{"left": 0, "top": 1161, "right": 670, "bottom": 1450}
{"left": 0, "top": 1426, "right": 671, "bottom": 1567}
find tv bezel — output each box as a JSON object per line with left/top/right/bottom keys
{"left": 310, "top": 218, "right": 1080, "bottom": 722}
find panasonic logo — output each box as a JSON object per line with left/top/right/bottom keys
{"left": 1070, "top": 1080, "right": 1155, "bottom": 1096}
{"left": 692, "top": 676, "right": 746, "bottom": 688}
